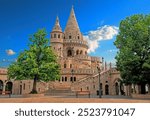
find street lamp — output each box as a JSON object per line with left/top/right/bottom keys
{"left": 97, "top": 66, "right": 101, "bottom": 98}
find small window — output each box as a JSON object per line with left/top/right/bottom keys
{"left": 74, "top": 77, "right": 76, "bottom": 82}
{"left": 58, "top": 34, "right": 60, "bottom": 38}
{"left": 69, "top": 35, "right": 72, "bottom": 39}
{"left": 54, "top": 34, "right": 56, "bottom": 38}
{"left": 65, "top": 77, "right": 67, "bottom": 82}
{"left": 70, "top": 77, "right": 73, "bottom": 82}
{"left": 78, "top": 36, "right": 80, "bottom": 39}
{"left": 70, "top": 64, "right": 72, "bottom": 68}
{"left": 76, "top": 50, "right": 79, "bottom": 55}
{"left": 51, "top": 35, "right": 53, "bottom": 38}
{"left": 64, "top": 64, "right": 67, "bottom": 68}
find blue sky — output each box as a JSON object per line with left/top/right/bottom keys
{"left": 0, "top": 0, "right": 150, "bottom": 67}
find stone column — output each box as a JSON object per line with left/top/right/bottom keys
{"left": 2, "top": 83, "right": 6, "bottom": 95}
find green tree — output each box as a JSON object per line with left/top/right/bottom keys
{"left": 114, "top": 14, "right": 150, "bottom": 94}
{"left": 8, "top": 29, "right": 60, "bottom": 94}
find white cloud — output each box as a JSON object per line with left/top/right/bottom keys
{"left": 107, "top": 49, "right": 118, "bottom": 53}
{"left": 6, "top": 49, "right": 16, "bottom": 55}
{"left": 84, "top": 25, "right": 119, "bottom": 53}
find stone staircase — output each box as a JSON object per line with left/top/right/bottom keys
{"left": 44, "top": 82, "right": 75, "bottom": 96}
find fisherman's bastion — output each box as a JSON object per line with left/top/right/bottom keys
{"left": 0, "top": 7, "right": 148, "bottom": 97}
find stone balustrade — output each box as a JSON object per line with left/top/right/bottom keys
{"left": 61, "top": 68, "right": 97, "bottom": 75}
{"left": 74, "top": 55, "right": 91, "bottom": 60}
{"left": 64, "top": 39, "right": 88, "bottom": 47}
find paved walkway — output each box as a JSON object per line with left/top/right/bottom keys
{"left": 0, "top": 95, "right": 150, "bottom": 103}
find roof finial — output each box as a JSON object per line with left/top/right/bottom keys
{"left": 52, "top": 16, "right": 62, "bottom": 32}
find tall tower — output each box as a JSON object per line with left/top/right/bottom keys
{"left": 50, "top": 16, "right": 64, "bottom": 57}
{"left": 63, "top": 6, "right": 88, "bottom": 58}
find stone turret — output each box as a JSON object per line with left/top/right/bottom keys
{"left": 50, "top": 16, "right": 64, "bottom": 57}
{"left": 64, "top": 6, "right": 83, "bottom": 41}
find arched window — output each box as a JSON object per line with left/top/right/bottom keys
{"left": 74, "top": 77, "right": 76, "bottom": 82}
{"left": 65, "top": 77, "right": 67, "bottom": 82}
{"left": 54, "top": 34, "right": 56, "bottom": 38}
{"left": 105, "top": 85, "right": 109, "bottom": 95}
{"left": 67, "top": 50, "right": 72, "bottom": 57}
{"left": 78, "top": 36, "right": 80, "bottom": 39}
{"left": 80, "top": 50, "right": 83, "bottom": 54}
{"left": 62, "top": 77, "right": 64, "bottom": 82}
{"left": 69, "top": 35, "right": 72, "bottom": 39}
{"left": 51, "top": 34, "right": 53, "bottom": 38}
{"left": 58, "top": 34, "right": 60, "bottom": 38}
{"left": 70, "top": 77, "right": 73, "bottom": 82}
{"left": 64, "top": 64, "right": 67, "bottom": 68}
{"left": 76, "top": 50, "right": 79, "bottom": 55}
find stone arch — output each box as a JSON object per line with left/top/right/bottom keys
{"left": 76, "top": 50, "right": 79, "bottom": 55}
{"left": 0, "top": 80, "right": 3, "bottom": 94}
{"left": 113, "top": 78, "right": 124, "bottom": 95}
{"left": 105, "top": 84, "right": 109, "bottom": 95}
{"left": 66, "top": 47, "right": 74, "bottom": 57}
{"left": 5, "top": 81, "right": 13, "bottom": 92}
{"left": 115, "top": 82, "right": 119, "bottom": 95}
{"left": 67, "top": 50, "right": 72, "bottom": 56}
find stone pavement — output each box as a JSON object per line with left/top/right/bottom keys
{"left": 0, "top": 95, "right": 150, "bottom": 103}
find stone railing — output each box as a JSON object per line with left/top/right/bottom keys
{"left": 74, "top": 55, "right": 91, "bottom": 60}
{"left": 61, "top": 68, "right": 97, "bottom": 75}
{"left": 64, "top": 39, "right": 88, "bottom": 47}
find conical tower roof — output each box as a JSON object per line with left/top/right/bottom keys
{"left": 52, "top": 16, "right": 62, "bottom": 32}
{"left": 65, "top": 6, "right": 80, "bottom": 33}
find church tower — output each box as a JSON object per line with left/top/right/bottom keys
{"left": 50, "top": 16, "right": 64, "bottom": 57}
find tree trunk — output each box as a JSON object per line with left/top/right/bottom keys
{"left": 133, "top": 84, "right": 136, "bottom": 94}
{"left": 31, "top": 75, "right": 38, "bottom": 94}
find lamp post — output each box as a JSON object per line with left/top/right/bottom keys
{"left": 97, "top": 66, "right": 101, "bottom": 98}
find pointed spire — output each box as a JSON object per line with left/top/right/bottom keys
{"left": 52, "top": 16, "right": 62, "bottom": 32}
{"left": 65, "top": 6, "right": 80, "bottom": 32}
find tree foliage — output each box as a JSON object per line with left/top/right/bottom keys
{"left": 114, "top": 14, "right": 150, "bottom": 85}
{"left": 8, "top": 29, "right": 60, "bottom": 93}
